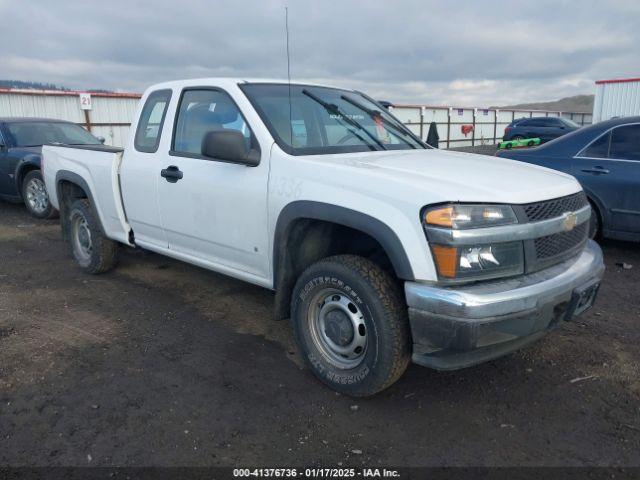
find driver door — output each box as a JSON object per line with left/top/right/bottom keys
{"left": 156, "top": 87, "right": 270, "bottom": 281}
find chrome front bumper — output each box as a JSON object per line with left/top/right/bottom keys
{"left": 405, "top": 240, "right": 605, "bottom": 370}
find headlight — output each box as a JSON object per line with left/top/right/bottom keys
{"left": 431, "top": 242, "right": 524, "bottom": 282}
{"left": 423, "top": 203, "right": 523, "bottom": 283}
{"left": 424, "top": 204, "right": 517, "bottom": 229}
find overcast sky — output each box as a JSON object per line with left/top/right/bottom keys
{"left": 0, "top": 0, "right": 638, "bottom": 106}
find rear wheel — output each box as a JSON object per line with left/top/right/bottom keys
{"left": 68, "top": 199, "right": 118, "bottom": 274}
{"left": 22, "top": 170, "right": 57, "bottom": 219}
{"left": 291, "top": 255, "right": 411, "bottom": 397}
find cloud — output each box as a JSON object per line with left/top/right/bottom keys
{"left": 0, "top": 0, "right": 637, "bottom": 105}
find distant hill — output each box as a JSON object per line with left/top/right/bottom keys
{"left": 0, "top": 80, "right": 112, "bottom": 94}
{"left": 493, "top": 94, "right": 594, "bottom": 113}
{"left": 0, "top": 80, "right": 70, "bottom": 91}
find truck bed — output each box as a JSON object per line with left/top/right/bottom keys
{"left": 42, "top": 144, "right": 132, "bottom": 245}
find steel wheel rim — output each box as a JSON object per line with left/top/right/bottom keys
{"left": 307, "top": 288, "right": 367, "bottom": 370}
{"left": 25, "top": 178, "right": 49, "bottom": 214}
{"left": 71, "top": 212, "right": 93, "bottom": 262}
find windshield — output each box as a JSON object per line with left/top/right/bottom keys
{"left": 240, "top": 84, "right": 425, "bottom": 155}
{"left": 561, "top": 118, "right": 581, "bottom": 128}
{"left": 5, "top": 121, "right": 100, "bottom": 147}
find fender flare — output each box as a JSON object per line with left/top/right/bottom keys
{"left": 15, "top": 156, "right": 42, "bottom": 196}
{"left": 55, "top": 170, "right": 107, "bottom": 235}
{"left": 272, "top": 200, "right": 415, "bottom": 289}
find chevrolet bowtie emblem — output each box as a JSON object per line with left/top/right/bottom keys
{"left": 562, "top": 212, "right": 578, "bottom": 232}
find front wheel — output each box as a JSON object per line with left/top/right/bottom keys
{"left": 291, "top": 255, "right": 411, "bottom": 397}
{"left": 68, "top": 199, "right": 118, "bottom": 274}
{"left": 22, "top": 170, "right": 57, "bottom": 219}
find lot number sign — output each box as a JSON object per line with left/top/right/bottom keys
{"left": 79, "top": 93, "right": 92, "bottom": 110}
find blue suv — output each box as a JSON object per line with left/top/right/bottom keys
{"left": 503, "top": 117, "right": 581, "bottom": 143}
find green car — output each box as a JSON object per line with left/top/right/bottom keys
{"left": 499, "top": 137, "right": 541, "bottom": 149}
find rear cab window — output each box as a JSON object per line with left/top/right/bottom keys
{"left": 134, "top": 89, "right": 172, "bottom": 153}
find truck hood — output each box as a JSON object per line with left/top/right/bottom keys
{"left": 305, "top": 148, "right": 581, "bottom": 205}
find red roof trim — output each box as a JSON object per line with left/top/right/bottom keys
{"left": 595, "top": 77, "right": 640, "bottom": 85}
{"left": 0, "top": 87, "right": 141, "bottom": 98}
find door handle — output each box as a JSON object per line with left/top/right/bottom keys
{"left": 161, "top": 165, "right": 183, "bottom": 183}
{"left": 581, "top": 166, "right": 610, "bottom": 175}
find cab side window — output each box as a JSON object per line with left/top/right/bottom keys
{"left": 581, "top": 131, "right": 610, "bottom": 159}
{"left": 172, "top": 89, "right": 253, "bottom": 156}
{"left": 610, "top": 125, "right": 640, "bottom": 161}
{"left": 134, "top": 89, "right": 172, "bottom": 153}
{"left": 527, "top": 118, "right": 550, "bottom": 127}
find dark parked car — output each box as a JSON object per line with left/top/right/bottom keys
{"left": 497, "top": 116, "right": 640, "bottom": 242}
{"left": 503, "top": 116, "right": 581, "bottom": 143}
{"left": 0, "top": 118, "right": 102, "bottom": 218}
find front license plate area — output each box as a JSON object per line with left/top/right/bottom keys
{"left": 565, "top": 280, "right": 600, "bottom": 321}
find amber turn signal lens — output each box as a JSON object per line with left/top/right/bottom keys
{"left": 431, "top": 245, "right": 458, "bottom": 278}
{"left": 425, "top": 206, "right": 454, "bottom": 227}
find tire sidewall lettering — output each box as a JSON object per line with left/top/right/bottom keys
{"left": 297, "top": 273, "right": 376, "bottom": 387}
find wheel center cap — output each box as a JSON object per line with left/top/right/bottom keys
{"left": 324, "top": 309, "right": 353, "bottom": 346}
{"left": 79, "top": 228, "right": 89, "bottom": 247}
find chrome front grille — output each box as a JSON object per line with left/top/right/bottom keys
{"left": 522, "top": 192, "right": 588, "bottom": 222}
{"left": 534, "top": 222, "right": 588, "bottom": 259}
{"left": 520, "top": 193, "right": 590, "bottom": 272}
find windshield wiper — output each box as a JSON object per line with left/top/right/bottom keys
{"left": 302, "top": 89, "right": 386, "bottom": 151}
{"left": 340, "top": 94, "right": 421, "bottom": 149}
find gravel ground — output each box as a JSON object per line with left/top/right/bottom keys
{"left": 0, "top": 201, "right": 639, "bottom": 467}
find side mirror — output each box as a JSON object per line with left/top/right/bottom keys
{"left": 201, "top": 130, "right": 259, "bottom": 166}
{"left": 96, "top": 136, "right": 106, "bottom": 144}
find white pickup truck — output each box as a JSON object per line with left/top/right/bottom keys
{"left": 43, "top": 78, "right": 605, "bottom": 396}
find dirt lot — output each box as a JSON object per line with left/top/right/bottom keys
{"left": 0, "top": 201, "right": 639, "bottom": 467}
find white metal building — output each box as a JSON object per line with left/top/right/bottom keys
{"left": 593, "top": 77, "right": 640, "bottom": 123}
{"left": 0, "top": 86, "right": 595, "bottom": 149}
{"left": 0, "top": 88, "right": 140, "bottom": 147}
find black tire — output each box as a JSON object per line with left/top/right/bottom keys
{"left": 21, "top": 170, "right": 58, "bottom": 219}
{"left": 588, "top": 201, "right": 601, "bottom": 240}
{"left": 527, "top": 140, "right": 535, "bottom": 147}
{"left": 68, "top": 199, "right": 118, "bottom": 274}
{"left": 291, "top": 255, "right": 411, "bottom": 397}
